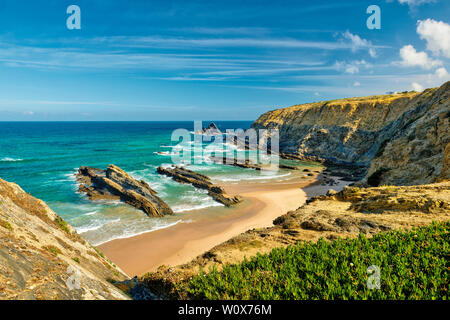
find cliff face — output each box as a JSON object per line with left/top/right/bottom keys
{"left": 252, "top": 81, "right": 450, "bottom": 186}
{"left": 0, "top": 178, "right": 129, "bottom": 300}
{"left": 367, "top": 83, "right": 449, "bottom": 186}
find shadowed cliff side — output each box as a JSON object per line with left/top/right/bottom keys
{"left": 252, "top": 81, "right": 449, "bottom": 186}
{"left": 366, "top": 82, "right": 449, "bottom": 186}
{"left": 0, "top": 177, "right": 130, "bottom": 300}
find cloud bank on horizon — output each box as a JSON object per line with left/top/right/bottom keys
{"left": 0, "top": 0, "right": 448, "bottom": 120}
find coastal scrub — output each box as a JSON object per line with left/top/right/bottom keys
{"left": 184, "top": 222, "right": 449, "bottom": 300}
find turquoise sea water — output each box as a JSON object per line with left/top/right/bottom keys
{"left": 0, "top": 121, "right": 301, "bottom": 245}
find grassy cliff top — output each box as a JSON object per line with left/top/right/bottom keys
{"left": 266, "top": 87, "right": 439, "bottom": 115}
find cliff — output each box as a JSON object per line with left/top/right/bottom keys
{"left": 252, "top": 81, "right": 450, "bottom": 186}
{"left": 0, "top": 177, "right": 130, "bottom": 300}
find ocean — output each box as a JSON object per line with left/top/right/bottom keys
{"left": 0, "top": 121, "right": 303, "bottom": 245}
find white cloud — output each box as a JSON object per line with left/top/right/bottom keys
{"left": 411, "top": 82, "right": 424, "bottom": 91}
{"left": 417, "top": 19, "right": 450, "bottom": 58}
{"left": 342, "top": 31, "right": 378, "bottom": 57}
{"left": 353, "top": 81, "right": 361, "bottom": 87}
{"left": 337, "top": 60, "right": 372, "bottom": 74}
{"left": 399, "top": 45, "right": 441, "bottom": 69}
{"left": 435, "top": 67, "right": 449, "bottom": 79}
{"left": 395, "top": 0, "right": 436, "bottom": 8}
{"left": 346, "top": 65, "right": 359, "bottom": 74}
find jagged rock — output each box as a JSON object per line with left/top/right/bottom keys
{"left": 209, "top": 156, "right": 261, "bottom": 170}
{"left": 209, "top": 156, "right": 299, "bottom": 171}
{"left": 366, "top": 82, "right": 450, "bottom": 186}
{"left": 326, "top": 189, "right": 338, "bottom": 196}
{"left": 198, "top": 122, "right": 222, "bottom": 135}
{"left": 300, "top": 218, "right": 337, "bottom": 232}
{"left": 0, "top": 177, "right": 129, "bottom": 300}
{"left": 253, "top": 81, "right": 450, "bottom": 186}
{"left": 75, "top": 165, "right": 173, "bottom": 217}
{"left": 157, "top": 166, "right": 241, "bottom": 207}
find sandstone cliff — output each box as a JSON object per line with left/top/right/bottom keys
{"left": 252, "top": 81, "right": 449, "bottom": 186}
{"left": 0, "top": 177, "right": 129, "bottom": 300}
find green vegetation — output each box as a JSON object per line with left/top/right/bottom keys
{"left": 72, "top": 257, "right": 80, "bottom": 263}
{"left": 55, "top": 216, "right": 70, "bottom": 234}
{"left": 94, "top": 247, "right": 105, "bottom": 258}
{"left": 0, "top": 219, "right": 13, "bottom": 231}
{"left": 43, "top": 245, "right": 62, "bottom": 256}
{"left": 184, "top": 222, "right": 449, "bottom": 300}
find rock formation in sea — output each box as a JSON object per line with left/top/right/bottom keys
{"left": 0, "top": 177, "right": 129, "bottom": 300}
{"left": 156, "top": 166, "right": 242, "bottom": 206}
{"left": 252, "top": 81, "right": 450, "bottom": 186}
{"left": 209, "top": 156, "right": 301, "bottom": 171}
{"left": 76, "top": 165, "right": 174, "bottom": 217}
{"left": 197, "top": 122, "right": 222, "bottom": 135}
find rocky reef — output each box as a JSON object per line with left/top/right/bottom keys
{"left": 209, "top": 156, "right": 301, "bottom": 171}
{"left": 197, "top": 122, "right": 222, "bottom": 135}
{"left": 252, "top": 81, "right": 450, "bottom": 186}
{"left": 76, "top": 165, "right": 173, "bottom": 217}
{"left": 156, "top": 166, "right": 241, "bottom": 206}
{"left": 0, "top": 177, "right": 129, "bottom": 300}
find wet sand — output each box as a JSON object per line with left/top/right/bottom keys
{"left": 99, "top": 173, "right": 323, "bottom": 277}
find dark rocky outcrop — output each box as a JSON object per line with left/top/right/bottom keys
{"left": 209, "top": 156, "right": 301, "bottom": 171}
{"left": 197, "top": 122, "right": 222, "bottom": 135}
{"left": 76, "top": 165, "right": 173, "bottom": 217}
{"left": 156, "top": 166, "right": 241, "bottom": 207}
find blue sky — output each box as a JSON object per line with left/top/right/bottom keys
{"left": 0, "top": 0, "right": 449, "bottom": 121}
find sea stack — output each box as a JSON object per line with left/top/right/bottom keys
{"left": 157, "top": 165, "right": 242, "bottom": 207}
{"left": 198, "top": 122, "right": 222, "bottom": 135}
{"left": 75, "top": 165, "right": 174, "bottom": 217}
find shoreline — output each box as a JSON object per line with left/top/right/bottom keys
{"left": 98, "top": 173, "right": 324, "bottom": 277}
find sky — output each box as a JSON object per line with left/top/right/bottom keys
{"left": 0, "top": 0, "right": 449, "bottom": 121}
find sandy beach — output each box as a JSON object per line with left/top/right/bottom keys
{"left": 99, "top": 173, "right": 325, "bottom": 277}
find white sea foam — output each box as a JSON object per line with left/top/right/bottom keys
{"left": 76, "top": 218, "right": 121, "bottom": 234}
{"left": 77, "top": 224, "right": 102, "bottom": 233}
{"left": 93, "top": 219, "right": 184, "bottom": 246}
{"left": 214, "top": 172, "right": 292, "bottom": 182}
{"left": 0, "top": 157, "right": 23, "bottom": 162}
{"left": 172, "top": 201, "right": 223, "bottom": 213}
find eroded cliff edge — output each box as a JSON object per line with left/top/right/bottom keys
{"left": 0, "top": 177, "right": 129, "bottom": 300}
{"left": 252, "top": 81, "right": 449, "bottom": 186}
